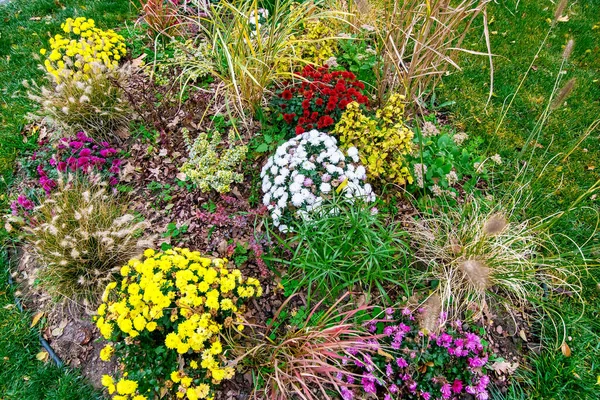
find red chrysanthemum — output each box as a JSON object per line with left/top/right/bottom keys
{"left": 281, "top": 89, "right": 293, "bottom": 100}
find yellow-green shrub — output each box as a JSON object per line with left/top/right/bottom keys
{"left": 333, "top": 93, "right": 414, "bottom": 185}
{"left": 41, "top": 17, "right": 126, "bottom": 83}
{"left": 95, "top": 248, "right": 262, "bottom": 400}
{"left": 276, "top": 19, "right": 339, "bottom": 74}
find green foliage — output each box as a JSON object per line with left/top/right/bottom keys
{"left": 148, "top": 38, "right": 214, "bottom": 90}
{"left": 407, "top": 117, "right": 487, "bottom": 204}
{"left": 284, "top": 197, "right": 411, "bottom": 300}
{"left": 180, "top": 128, "right": 248, "bottom": 193}
{"left": 335, "top": 37, "right": 380, "bottom": 90}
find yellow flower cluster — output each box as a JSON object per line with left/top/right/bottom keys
{"left": 101, "top": 375, "right": 146, "bottom": 400}
{"left": 95, "top": 248, "right": 262, "bottom": 400}
{"left": 334, "top": 94, "right": 415, "bottom": 185}
{"left": 41, "top": 17, "right": 126, "bottom": 82}
{"left": 278, "top": 20, "right": 338, "bottom": 73}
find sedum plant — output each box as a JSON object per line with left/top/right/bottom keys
{"left": 180, "top": 128, "right": 248, "bottom": 193}
{"left": 95, "top": 248, "right": 262, "bottom": 400}
{"left": 25, "top": 177, "right": 152, "bottom": 305}
{"left": 333, "top": 93, "right": 415, "bottom": 186}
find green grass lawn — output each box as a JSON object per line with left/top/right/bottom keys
{"left": 439, "top": 1, "right": 600, "bottom": 398}
{"left": 0, "top": 1, "right": 135, "bottom": 398}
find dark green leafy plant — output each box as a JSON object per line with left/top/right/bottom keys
{"left": 280, "top": 197, "right": 411, "bottom": 300}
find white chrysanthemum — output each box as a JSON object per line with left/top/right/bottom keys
{"left": 293, "top": 174, "right": 305, "bottom": 185}
{"left": 274, "top": 175, "right": 286, "bottom": 186}
{"left": 273, "top": 187, "right": 285, "bottom": 199}
{"left": 289, "top": 182, "right": 302, "bottom": 193}
{"left": 355, "top": 166, "right": 366, "bottom": 180}
{"left": 262, "top": 180, "right": 272, "bottom": 193}
{"left": 302, "top": 160, "right": 316, "bottom": 170}
{"left": 291, "top": 193, "right": 304, "bottom": 207}
{"left": 261, "top": 130, "right": 375, "bottom": 230}
{"left": 263, "top": 192, "right": 272, "bottom": 206}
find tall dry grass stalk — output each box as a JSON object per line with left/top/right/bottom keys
{"left": 328, "top": 0, "right": 491, "bottom": 106}
{"left": 25, "top": 175, "right": 153, "bottom": 306}
{"left": 182, "top": 0, "right": 338, "bottom": 117}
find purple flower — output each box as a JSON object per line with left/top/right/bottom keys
{"left": 100, "top": 148, "right": 116, "bottom": 157}
{"left": 49, "top": 158, "right": 57, "bottom": 167}
{"left": 468, "top": 355, "right": 488, "bottom": 368}
{"left": 57, "top": 161, "right": 67, "bottom": 172}
{"left": 340, "top": 387, "right": 353, "bottom": 400}
{"left": 303, "top": 177, "right": 313, "bottom": 187}
{"left": 396, "top": 357, "right": 408, "bottom": 368}
{"left": 465, "top": 333, "right": 482, "bottom": 352}
{"left": 321, "top": 173, "right": 332, "bottom": 183}
{"left": 436, "top": 333, "right": 453, "bottom": 348}
{"left": 367, "top": 321, "right": 377, "bottom": 333}
{"left": 383, "top": 325, "right": 396, "bottom": 336}
{"left": 440, "top": 383, "right": 452, "bottom": 399}
{"left": 476, "top": 392, "right": 489, "bottom": 400}
{"left": 385, "top": 363, "right": 393, "bottom": 377}
{"left": 79, "top": 148, "right": 92, "bottom": 157}
{"left": 408, "top": 381, "right": 417, "bottom": 393}
{"left": 421, "top": 391, "right": 431, "bottom": 400}
{"left": 384, "top": 395, "right": 391, "bottom": 400}
{"left": 17, "top": 195, "right": 34, "bottom": 210}
{"left": 361, "top": 374, "right": 377, "bottom": 394}
{"left": 69, "top": 141, "right": 84, "bottom": 149}
{"left": 389, "top": 384, "right": 398, "bottom": 394}
{"left": 109, "top": 177, "right": 118, "bottom": 186}
{"left": 466, "top": 385, "right": 477, "bottom": 395}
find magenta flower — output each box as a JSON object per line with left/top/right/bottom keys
{"left": 396, "top": 357, "right": 408, "bottom": 368}
{"left": 421, "top": 391, "right": 431, "bottom": 400}
{"left": 361, "top": 374, "right": 377, "bottom": 394}
{"left": 69, "top": 141, "right": 84, "bottom": 149}
{"left": 17, "top": 195, "right": 34, "bottom": 210}
{"left": 440, "top": 383, "right": 452, "bottom": 399}
{"left": 452, "top": 379, "right": 463, "bottom": 394}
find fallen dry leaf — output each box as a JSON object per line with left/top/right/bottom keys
{"left": 36, "top": 351, "right": 49, "bottom": 362}
{"left": 561, "top": 341, "right": 571, "bottom": 357}
{"left": 490, "top": 360, "right": 519, "bottom": 375}
{"left": 30, "top": 312, "right": 44, "bottom": 328}
{"left": 519, "top": 329, "right": 528, "bottom": 342}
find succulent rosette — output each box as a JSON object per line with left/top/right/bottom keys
{"left": 260, "top": 129, "right": 375, "bottom": 232}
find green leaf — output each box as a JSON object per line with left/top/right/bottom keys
{"left": 255, "top": 143, "right": 269, "bottom": 153}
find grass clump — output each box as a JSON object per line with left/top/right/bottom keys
{"left": 285, "top": 198, "right": 410, "bottom": 299}
{"left": 25, "top": 176, "right": 152, "bottom": 305}
{"left": 409, "top": 193, "right": 589, "bottom": 322}
{"left": 26, "top": 62, "right": 136, "bottom": 141}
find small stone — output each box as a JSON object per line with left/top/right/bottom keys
{"left": 496, "top": 325, "right": 503, "bottom": 334}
